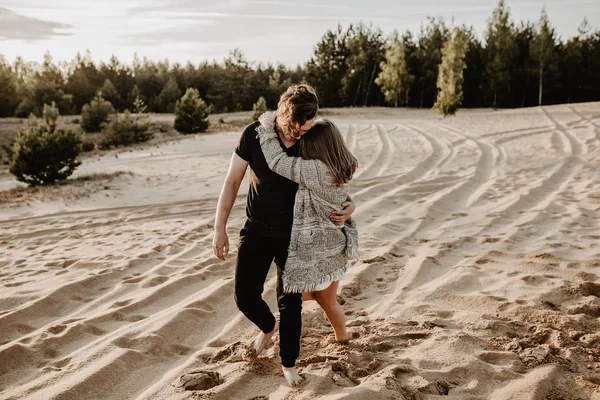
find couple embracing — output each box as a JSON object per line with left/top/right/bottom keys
{"left": 212, "top": 84, "right": 359, "bottom": 386}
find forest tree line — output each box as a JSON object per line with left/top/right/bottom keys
{"left": 0, "top": 0, "right": 598, "bottom": 119}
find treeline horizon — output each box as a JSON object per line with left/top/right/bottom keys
{"left": 0, "top": 0, "right": 599, "bottom": 118}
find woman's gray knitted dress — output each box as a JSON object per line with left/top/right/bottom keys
{"left": 256, "top": 112, "right": 359, "bottom": 293}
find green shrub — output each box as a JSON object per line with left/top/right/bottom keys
{"left": 81, "top": 139, "right": 95, "bottom": 152}
{"left": 174, "top": 88, "right": 210, "bottom": 134}
{"left": 1, "top": 138, "right": 16, "bottom": 165}
{"left": 81, "top": 94, "right": 115, "bottom": 132}
{"left": 9, "top": 103, "right": 82, "bottom": 186}
{"left": 251, "top": 96, "right": 268, "bottom": 122}
{"left": 100, "top": 108, "right": 152, "bottom": 149}
{"left": 15, "top": 98, "right": 37, "bottom": 118}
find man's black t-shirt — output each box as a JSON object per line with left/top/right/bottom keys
{"left": 235, "top": 121, "right": 299, "bottom": 238}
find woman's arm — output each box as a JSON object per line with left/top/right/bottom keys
{"left": 257, "top": 128, "right": 326, "bottom": 190}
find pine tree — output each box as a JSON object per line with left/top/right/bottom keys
{"left": 416, "top": 18, "right": 449, "bottom": 108}
{"left": 174, "top": 88, "right": 210, "bottom": 134}
{"left": 0, "top": 55, "right": 19, "bottom": 117}
{"left": 132, "top": 96, "right": 151, "bottom": 143}
{"left": 100, "top": 79, "right": 119, "bottom": 108}
{"left": 531, "top": 7, "right": 557, "bottom": 106}
{"left": 80, "top": 94, "right": 115, "bottom": 132}
{"left": 434, "top": 29, "right": 469, "bottom": 116}
{"left": 341, "top": 23, "right": 385, "bottom": 106}
{"left": 375, "top": 33, "right": 412, "bottom": 107}
{"left": 10, "top": 102, "right": 82, "bottom": 186}
{"left": 157, "top": 77, "right": 182, "bottom": 113}
{"left": 305, "top": 26, "right": 350, "bottom": 107}
{"left": 484, "top": 0, "right": 518, "bottom": 108}
{"left": 251, "top": 96, "right": 268, "bottom": 121}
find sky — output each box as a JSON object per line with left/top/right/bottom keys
{"left": 1, "top": 0, "right": 598, "bottom": 67}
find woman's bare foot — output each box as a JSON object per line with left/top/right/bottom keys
{"left": 282, "top": 366, "right": 304, "bottom": 386}
{"left": 336, "top": 331, "right": 360, "bottom": 344}
{"left": 252, "top": 322, "right": 278, "bottom": 356}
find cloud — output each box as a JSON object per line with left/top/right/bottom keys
{"left": 142, "top": 10, "right": 394, "bottom": 22}
{"left": 118, "top": 21, "right": 220, "bottom": 46}
{"left": 126, "top": 0, "right": 243, "bottom": 16}
{"left": 245, "top": 0, "right": 348, "bottom": 9}
{"left": 0, "top": 7, "right": 73, "bottom": 40}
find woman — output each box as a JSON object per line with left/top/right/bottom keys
{"left": 256, "top": 112, "right": 359, "bottom": 344}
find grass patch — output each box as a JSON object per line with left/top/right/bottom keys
{"left": 0, "top": 112, "right": 252, "bottom": 166}
{"left": 0, "top": 171, "right": 133, "bottom": 204}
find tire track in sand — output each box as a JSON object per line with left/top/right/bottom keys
{"left": 372, "top": 109, "right": 586, "bottom": 314}
{"left": 353, "top": 124, "right": 455, "bottom": 230}
{"left": 353, "top": 125, "right": 394, "bottom": 181}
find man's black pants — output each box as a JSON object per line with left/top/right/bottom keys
{"left": 234, "top": 229, "right": 302, "bottom": 368}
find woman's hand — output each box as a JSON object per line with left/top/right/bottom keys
{"left": 330, "top": 200, "right": 356, "bottom": 224}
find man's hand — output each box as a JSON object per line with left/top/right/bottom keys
{"left": 212, "top": 229, "right": 229, "bottom": 260}
{"left": 330, "top": 200, "right": 356, "bottom": 224}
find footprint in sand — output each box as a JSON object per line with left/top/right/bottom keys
{"left": 4, "top": 281, "right": 32, "bottom": 287}
{"left": 179, "top": 371, "right": 222, "bottom": 391}
{"left": 111, "top": 299, "right": 132, "bottom": 308}
{"left": 521, "top": 275, "right": 547, "bottom": 285}
{"left": 578, "top": 282, "right": 600, "bottom": 297}
{"left": 84, "top": 324, "right": 106, "bottom": 336}
{"left": 47, "top": 325, "right": 67, "bottom": 335}
{"left": 111, "top": 311, "right": 147, "bottom": 322}
{"left": 568, "top": 303, "right": 600, "bottom": 317}
{"left": 141, "top": 275, "right": 170, "bottom": 288}
{"left": 122, "top": 276, "right": 144, "bottom": 284}
{"left": 52, "top": 357, "right": 71, "bottom": 369}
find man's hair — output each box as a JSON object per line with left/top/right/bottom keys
{"left": 300, "top": 119, "right": 358, "bottom": 186}
{"left": 277, "top": 84, "right": 318, "bottom": 139}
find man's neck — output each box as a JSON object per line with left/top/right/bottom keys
{"left": 275, "top": 119, "right": 298, "bottom": 148}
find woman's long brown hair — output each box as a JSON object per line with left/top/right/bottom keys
{"left": 300, "top": 119, "right": 358, "bottom": 186}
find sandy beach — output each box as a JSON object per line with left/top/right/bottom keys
{"left": 1, "top": 103, "right": 600, "bottom": 400}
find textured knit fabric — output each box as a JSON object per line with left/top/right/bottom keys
{"left": 256, "top": 112, "right": 359, "bottom": 293}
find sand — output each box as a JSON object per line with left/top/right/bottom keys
{"left": 1, "top": 103, "right": 600, "bottom": 400}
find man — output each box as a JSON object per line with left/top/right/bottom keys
{"left": 212, "top": 84, "right": 355, "bottom": 385}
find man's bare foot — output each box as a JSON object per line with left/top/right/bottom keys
{"left": 252, "top": 322, "right": 278, "bottom": 356}
{"left": 282, "top": 366, "right": 304, "bottom": 386}
{"left": 336, "top": 331, "right": 360, "bottom": 344}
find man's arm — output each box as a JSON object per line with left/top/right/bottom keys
{"left": 330, "top": 194, "right": 356, "bottom": 224}
{"left": 213, "top": 153, "right": 249, "bottom": 260}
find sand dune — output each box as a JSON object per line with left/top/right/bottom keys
{"left": 1, "top": 104, "right": 600, "bottom": 399}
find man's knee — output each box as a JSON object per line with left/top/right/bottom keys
{"left": 278, "top": 292, "right": 302, "bottom": 312}
{"left": 235, "top": 289, "right": 260, "bottom": 312}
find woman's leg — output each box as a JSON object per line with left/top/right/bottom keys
{"left": 302, "top": 291, "right": 316, "bottom": 301}
{"left": 314, "top": 281, "right": 353, "bottom": 342}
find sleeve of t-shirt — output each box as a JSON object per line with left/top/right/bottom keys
{"left": 234, "top": 125, "right": 254, "bottom": 163}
